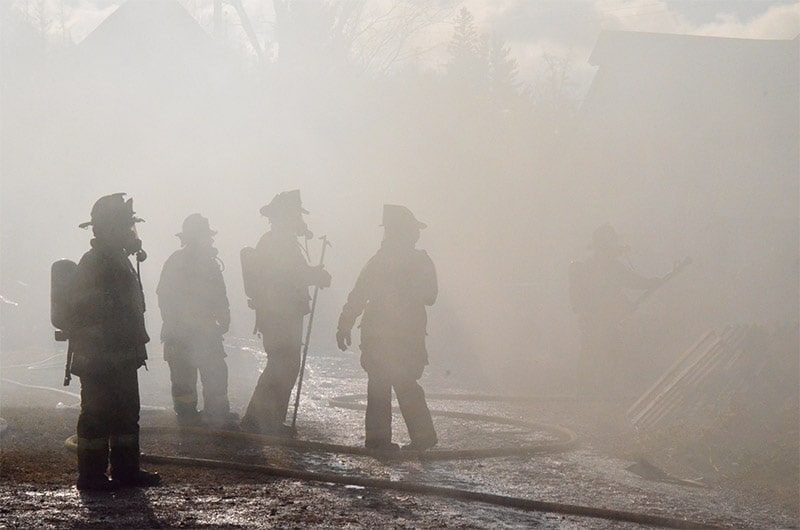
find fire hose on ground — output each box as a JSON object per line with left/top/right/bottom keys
{"left": 4, "top": 365, "right": 727, "bottom": 529}
{"left": 53, "top": 393, "right": 730, "bottom": 530}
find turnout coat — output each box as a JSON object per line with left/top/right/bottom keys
{"left": 338, "top": 240, "right": 437, "bottom": 378}
{"left": 250, "top": 231, "right": 316, "bottom": 333}
{"left": 157, "top": 245, "right": 229, "bottom": 359}
{"left": 68, "top": 240, "right": 149, "bottom": 377}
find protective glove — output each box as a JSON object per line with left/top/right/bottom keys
{"left": 313, "top": 266, "right": 332, "bottom": 288}
{"left": 336, "top": 329, "right": 351, "bottom": 351}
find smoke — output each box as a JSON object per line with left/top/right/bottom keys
{"left": 1, "top": 0, "right": 797, "bottom": 399}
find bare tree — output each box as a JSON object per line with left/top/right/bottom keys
{"left": 271, "top": 1, "right": 447, "bottom": 75}
{"left": 13, "top": 0, "right": 52, "bottom": 51}
{"left": 350, "top": 2, "right": 450, "bottom": 74}
{"left": 531, "top": 50, "right": 579, "bottom": 115}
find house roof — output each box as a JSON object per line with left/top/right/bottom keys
{"left": 588, "top": 30, "right": 797, "bottom": 69}
{"left": 67, "top": 0, "right": 227, "bottom": 88}
{"left": 582, "top": 30, "right": 798, "bottom": 134}
{"left": 78, "top": 0, "right": 214, "bottom": 57}
{"left": 576, "top": 30, "right": 798, "bottom": 223}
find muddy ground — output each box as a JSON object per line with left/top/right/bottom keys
{"left": 2, "top": 340, "right": 798, "bottom": 529}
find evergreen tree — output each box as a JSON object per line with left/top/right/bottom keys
{"left": 446, "top": 7, "right": 485, "bottom": 92}
{"left": 487, "top": 33, "right": 519, "bottom": 104}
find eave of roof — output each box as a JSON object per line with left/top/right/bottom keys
{"left": 589, "top": 30, "right": 797, "bottom": 67}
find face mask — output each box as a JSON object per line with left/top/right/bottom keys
{"left": 124, "top": 236, "right": 142, "bottom": 255}
{"left": 294, "top": 218, "right": 313, "bottom": 239}
{"left": 122, "top": 226, "right": 146, "bottom": 261}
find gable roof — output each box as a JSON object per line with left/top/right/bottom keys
{"left": 575, "top": 30, "right": 798, "bottom": 224}
{"left": 79, "top": 0, "right": 214, "bottom": 57}
{"left": 67, "top": 0, "right": 227, "bottom": 89}
{"left": 584, "top": 31, "right": 798, "bottom": 120}
{"left": 588, "top": 30, "right": 796, "bottom": 68}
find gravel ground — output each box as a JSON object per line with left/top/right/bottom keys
{"left": 2, "top": 340, "right": 798, "bottom": 529}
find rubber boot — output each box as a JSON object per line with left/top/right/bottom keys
{"left": 110, "top": 436, "right": 161, "bottom": 488}
{"left": 365, "top": 439, "right": 400, "bottom": 451}
{"left": 202, "top": 394, "right": 239, "bottom": 430}
{"left": 401, "top": 434, "right": 438, "bottom": 451}
{"left": 76, "top": 439, "right": 118, "bottom": 492}
{"left": 174, "top": 393, "right": 202, "bottom": 426}
{"left": 175, "top": 409, "right": 203, "bottom": 427}
{"left": 263, "top": 421, "right": 293, "bottom": 438}
{"left": 204, "top": 411, "right": 241, "bottom": 431}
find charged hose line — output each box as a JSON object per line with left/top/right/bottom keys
{"left": 3, "top": 353, "right": 63, "bottom": 370}
{"left": 2, "top": 377, "right": 83, "bottom": 401}
{"left": 328, "top": 393, "right": 578, "bottom": 460}
{"left": 123, "top": 392, "right": 577, "bottom": 461}
{"left": 66, "top": 418, "right": 574, "bottom": 462}
{"left": 12, "top": 354, "right": 726, "bottom": 528}
{"left": 5, "top": 357, "right": 738, "bottom": 526}
{"left": 63, "top": 434, "right": 728, "bottom": 529}
{"left": 34, "top": 375, "right": 721, "bottom": 529}
{"left": 1, "top": 378, "right": 166, "bottom": 412}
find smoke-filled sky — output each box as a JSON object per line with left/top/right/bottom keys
{"left": 3, "top": 0, "right": 798, "bottom": 395}
{"left": 20, "top": 0, "right": 800, "bottom": 91}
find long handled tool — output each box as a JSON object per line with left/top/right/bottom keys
{"left": 290, "top": 235, "right": 331, "bottom": 435}
{"left": 629, "top": 256, "right": 692, "bottom": 313}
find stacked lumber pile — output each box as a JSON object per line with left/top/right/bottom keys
{"left": 627, "top": 323, "right": 795, "bottom": 433}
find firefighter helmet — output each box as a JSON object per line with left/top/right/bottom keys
{"left": 78, "top": 193, "right": 143, "bottom": 229}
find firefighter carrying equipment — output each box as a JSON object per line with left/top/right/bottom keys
{"left": 51, "top": 259, "right": 78, "bottom": 341}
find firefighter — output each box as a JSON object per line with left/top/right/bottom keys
{"left": 69, "top": 193, "right": 160, "bottom": 491}
{"left": 240, "top": 190, "right": 331, "bottom": 436}
{"left": 156, "top": 213, "right": 236, "bottom": 428}
{"left": 569, "top": 224, "right": 662, "bottom": 400}
{"left": 336, "top": 205, "right": 438, "bottom": 451}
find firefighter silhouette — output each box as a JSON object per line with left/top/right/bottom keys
{"left": 569, "top": 224, "right": 661, "bottom": 400}
{"left": 337, "top": 205, "right": 438, "bottom": 451}
{"left": 240, "top": 191, "right": 331, "bottom": 436}
{"left": 157, "top": 214, "right": 236, "bottom": 428}
{"left": 65, "top": 193, "right": 160, "bottom": 491}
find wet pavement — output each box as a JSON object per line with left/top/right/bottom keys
{"left": 1, "top": 338, "right": 798, "bottom": 529}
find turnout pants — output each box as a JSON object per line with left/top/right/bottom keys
{"left": 165, "top": 341, "right": 230, "bottom": 419}
{"left": 76, "top": 365, "right": 142, "bottom": 481}
{"left": 242, "top": 313, "right": 303, "bottom": 431}
{"left": 365, "top": 366, "right": 436, "bottom": 446}
{"left": 578, "top": 320, "right": 624, "bottom": 401}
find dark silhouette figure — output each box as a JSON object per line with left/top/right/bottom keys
{"left": 337, "top": 205, "right": 438, "bottom": 451}
{"left": 69, "top": 193, "right": 160, "bottom": 491}
{"left": 569, "top": 224, "right": 661, "bottom": 400}
{"left": 156, "top": 214, "right": 236, "bottom": 428}
{"left": 240, "top": 190, "right": 331, "bottom": 436}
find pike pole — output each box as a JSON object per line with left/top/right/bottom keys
{"left": 291, "top": 235, "right": 331, "bottom": 436}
